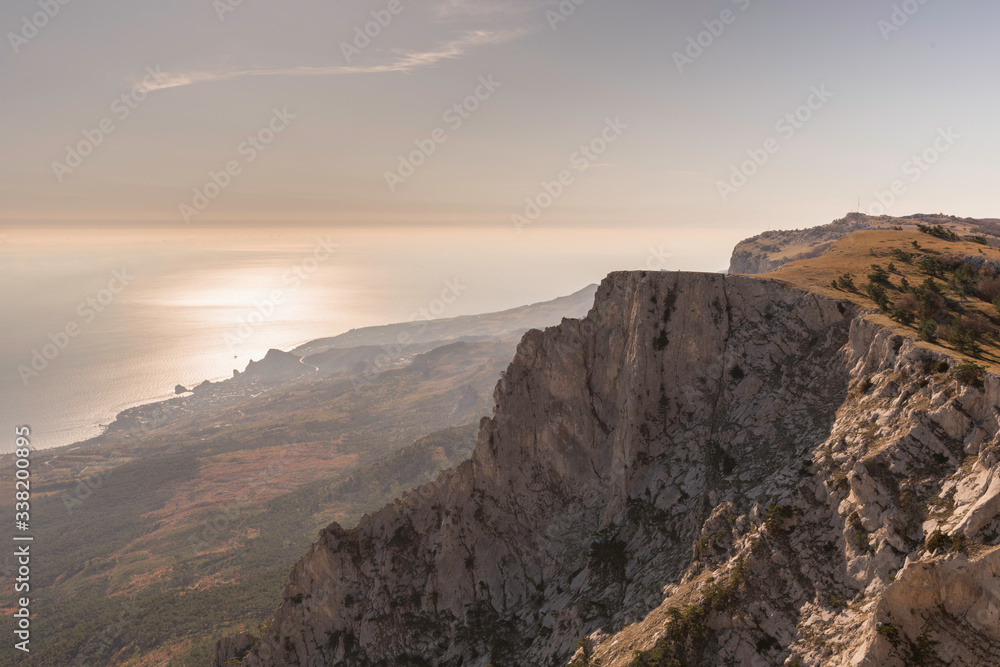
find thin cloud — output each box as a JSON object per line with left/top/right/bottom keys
{"left": 139, "top": 29, "right": 525, "bottom": 93}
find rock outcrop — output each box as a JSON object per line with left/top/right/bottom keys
{"left": 241, "top": 349, "right": 312, "bottom": 383}
{"left": 220, "top": 270, "right": 1000, "bottom": 667}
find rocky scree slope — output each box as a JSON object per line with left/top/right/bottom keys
{"left": 219, "top": 271, "right": 1000, "bottom": 666}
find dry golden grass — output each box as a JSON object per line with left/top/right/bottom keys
{"left": 759, "top": 229, "right": 1000, "bottom": 371}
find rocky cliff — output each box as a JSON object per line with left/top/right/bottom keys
{"left": 219, "top": 271, "right": 1000, "bottom": 667}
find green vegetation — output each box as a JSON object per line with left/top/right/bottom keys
{"left": 848, "top": 512, "right": 870, "bottom": 553}
{"left": 629, "top": 559, "right": 746, "bottom": 666}
{"left": 877, "top": 623, "right": 901, "bottom": 648}
{"left": 763, "top": 504, "right": 793, "bottom": 532}
{"left": 866, "top": 282, "right": 890, "bottom": 310}
{"left": 568, "top": 637, "right": 605, "bottom": 667}
{"left": 891, "top": 248, "right": 913, "bottom": 264}
{"left": 868, "top": 264, "right": 891, "bottom": 285}
{"left": 918, "top": 224, "right": 960, "bottom": 242}
{"left": 881, "top": 623, "right": 942, "bottom": 665}
{"left": 833, "top": 273, "right": 856, "bottom": 291}
{"left": 925, "top": 530, "right": 968, "bottom": 553}
{"left": 840, "top": 241, "right": 1000, "bottom": 362}
{"left": 910, "top": 626, "right": 941, "bottom": 665}
{"left": 0, "top": 339, "right": 518, "bottom": 666}
{"left": 0, "top": 410, "right": 482, "bottom": 666}
{"left": 918, "top": 318, "right": 937, "bottom": 342}
{"left": 953, "top": 360, "right": 986, "bottom": 388}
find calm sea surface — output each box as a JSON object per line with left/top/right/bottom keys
{"left": 0, "top": 226, "right": 737, "bottom": 450}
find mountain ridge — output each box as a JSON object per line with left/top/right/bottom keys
{"left": 728, "top": 212, "right": 1000, "bottom": 275}
{"left": 218, "top": 266, "right": 1000, "bottom": 666}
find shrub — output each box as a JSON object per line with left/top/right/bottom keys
{"left": 914, "top": 280, "right": 946, "bottom": 321}
{"left": 918, "top": 318, "right": 937, "bottom": 342}
{"left": 953, "top": 264, "right": 979, "bottom": 298}
{"left": 917, "top": 224, "right": 959, "bottom": 241}
{"left": 953, "top": 361, "right": 985, "bottom": 388}
{"left": 910, "top": 626, "right": 940, "bottom": 665}
{"left": 978, "top": 277, "right": 1000, "bottom": 302}
{"left": 629, "top": 605, "right": 711, "bottom": 666}
{"left": 866, "top": 283, "right": 890, "bottom": 310}
{"left": 895, "top": 293, "right": 919, "bottom": 313}
{"left": 868, "top": 264, "right": 891, "bottom": 284}
{"left": 947, "top": 318, "right": 981, "bottom": 357}
{"left": 877, "top": 623, "right": 901, "bottom": 648}
{"left": 836, "top": 273, "right": 856, "bottom": 291}
{"left": 920, "top": 277, "right": 942, "bottom": 294}
{"left": 925, "top": 531, "right": 949, "bottom": 552}
{"left": 890, "top": 248, "right": 913, "bottom": 263}
{"left": 852, "top": 528, "right": 870, "bottom": 552}
{"left": 918, "top": 256, "right": 944, "bottom": 277}
{"left": 764, "top": 504, "right": 793, "bottom": 532}
{"left": 891, "top": 307, "right": 915, "bottom": 325}
{"left": 630, "top": 558, "right": 745, "bottom": 666}
{"left": 923, "top": 359, "right": 950, "bottom": 374}
{"left": 964, "top": 313, "right": 992, "bottom": 338}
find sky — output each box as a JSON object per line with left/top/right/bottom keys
{"left": 1, "top": 0, "right": 998, "bottom": 233}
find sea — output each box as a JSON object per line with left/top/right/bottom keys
{"left": 0, "top": 225, "right": 738, "bottom": 451}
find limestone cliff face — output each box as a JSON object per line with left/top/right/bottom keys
{"left": 221, "top": 271, "right": 1000, "bottom": 667}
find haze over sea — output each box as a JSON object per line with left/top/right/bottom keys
{"left": 0, "top": 225, "right": 736, "bottom": 451}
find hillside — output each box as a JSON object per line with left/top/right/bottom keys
{"left": 221, "top": 218, "right": 1000, "bottom": 666}
{"left": 728, "top": 212, "right": 1000, "bottom": 275}
{"left": 0, "top": 284, "right": 600, "bottom": 666}
{"left": 761, "top": 225, "right": 1000, "bottom": 375}
{"left": 293, "top": 284, "right": 598, "bottom": 357}
{"left": 0, "top": 341, "right": 511, "bottom": 666}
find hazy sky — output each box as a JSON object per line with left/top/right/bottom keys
{"left": 2, "top": 0, "right": 997, "bottom": 231}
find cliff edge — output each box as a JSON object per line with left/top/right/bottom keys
{"left": 219, "top": 270, "right": 1000, "bottom": 666}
